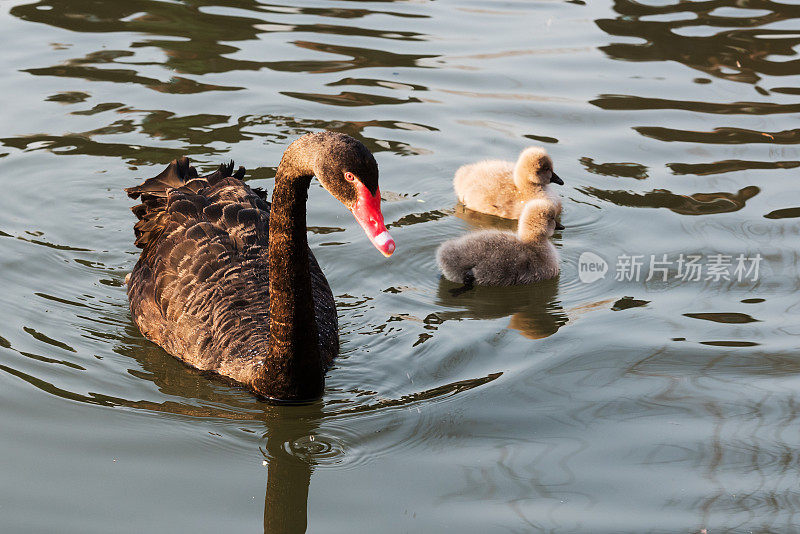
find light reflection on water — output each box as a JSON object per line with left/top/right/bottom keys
{"left": 1, "top": 0, "right": 800, "bottom": 532}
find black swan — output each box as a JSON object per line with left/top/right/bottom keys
{"left": 437, "top": 198, "right": 562, "bottom": 287}
{"left": 125, "top": 131, "right": 395, "bottom": 402}
{"left": 453, "top": 146, "right": 564, "bottom": 219}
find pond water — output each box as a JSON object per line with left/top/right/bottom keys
{"left": 2, "top": 0, "right": 800, "bottom": 532}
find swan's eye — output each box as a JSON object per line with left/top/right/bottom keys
{"left": 344, "top": 172, "right": 356, "bottom": 182}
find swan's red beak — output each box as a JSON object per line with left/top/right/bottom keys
{"left": 351, "top": 181, "right": 395, "bottom": 257}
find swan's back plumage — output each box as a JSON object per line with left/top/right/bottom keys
{"left": 126, "top": 158, "right": 338, "bottom": 386}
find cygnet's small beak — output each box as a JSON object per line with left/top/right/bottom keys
{"left": 550, "top": 172, "right": 564, "bottom": 185}
{"left": 555, "top": 222, "right": 565, "bottom": 231}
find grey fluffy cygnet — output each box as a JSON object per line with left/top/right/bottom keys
{"left": 453, "top": 146, "right": 564, "bottom": 219}
{"left": 437, "top": 199, "right": 563, "bottom": 287}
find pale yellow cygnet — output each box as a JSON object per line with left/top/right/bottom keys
{"left": 453, "top": 146, "right": 563, "bottom": 219}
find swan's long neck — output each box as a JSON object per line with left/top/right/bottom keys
{"left": 252, "top": 138, "right": 325, "bottom": 401}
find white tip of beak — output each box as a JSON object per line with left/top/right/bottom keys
{"left": 371, "top": 230, "right": 395, "bottom": 257}
{"left": 374, "top": 231, "right": 391, "bottom": 246}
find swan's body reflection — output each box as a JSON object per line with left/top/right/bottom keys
{"left": 436, "top": 274, "right": 567, "bottom": 339}
{"left": 453, "top": 203, "right": 517, "bottom": 232}
{"left": 33, "top": 320, "right": 497, "bottom": 534}
{"left": 113, "top": 327, "right": 317, "bottom": 533}
{"left": 262, "top": 404, "right": 320, "bottom": 534}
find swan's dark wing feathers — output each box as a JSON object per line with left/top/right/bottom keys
{"left": 251, "top": 187, "right": 269, "bottom": 203}
{"left": 126, "top": 157, "right": 337, "bottom": 386}
{"left": 127, "top": 159, "right": 247, "bottom": 251}
{"left": 199, "top": 161, "right": 235, "bottom": 186}
{"left": 125, "top": 156, "right": 197, "bottom": 199}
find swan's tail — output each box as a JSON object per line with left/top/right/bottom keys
{"left": 126, "top": 157, "right": 247, "bottom": 249}
{"left": 125, "top": 158, "right": 244, "bottom": 199}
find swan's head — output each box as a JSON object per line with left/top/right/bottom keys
{"left": 515, "top": 146, "right": 563, "bottom": 187}
{"left": 518, "top": 198, "right": 564, "bottom": 241}
{"left": 312, "top": 132, "right": 395, "bottom": 257}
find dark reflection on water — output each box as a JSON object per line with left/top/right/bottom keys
{"left": 267, "top": 41, "right": 436, "bottom": 74}
{"left": 452, "top": 204, "right": 518, "bottom": 232}
{"left": 669, "top": 159, "right": 800, "bottom": 176}
{"left": 637, "top": 125, "right": 800, "bottom": 145}
{"left": 593, "top": 94, "right": 800, "bottom": 115}
{"left": 595, "top": 0, "right": 800, "bottom": 182}
{"left": 1, "top": 113, "right": 435, "bottom": 165}
{"left": 436, "top": 277, "right": 568, "bottom": 340}
{"left": 611, "top": 296, "right": 649, "bottom": 311}
{"left": 684, "top": 311, "right": 760, "bottom": 324}
{"left": 12, "top": 0, "right": 432, "bottom": 87}
{"left": 12, "top": 1, "right": 271, "bottom": 85}
{"left": 46, "top": 91, "right": 90, "bottom": 104}
{"left": 262, "top": 404, "right": 318, "bottom": 534}
{"left": 281, "top": 90, "right": 421, "bottom": 107}
{"left": 597, "top": 0, "right": 800, "bottom": 84}
{"left": 389, "top": 208, "right": 450, "bottom": 229}
{"left": 580, "top": 157, "right": 649, "bottom": 180}
{"left": 1, "top": 311, "right": 502, "bottom": 533}
{"left": 580, "top": 185, "right": 760, "bottom": 215}
{"left": 765, "top": 206, "right": 800, "bottom": 219}
{"left": 26, "top": 60, "right": 244, "bottom": 94}
{"left": 4, "top": 0, "right": 437, "bottom": 165}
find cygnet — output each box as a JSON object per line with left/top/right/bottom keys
{"left": 437, "top": 198, "right": 563, "bottom": 287}
{"left": 453, "top": 146, "right": 564, "bottom": 219}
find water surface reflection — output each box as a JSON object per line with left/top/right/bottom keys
{"left": 3, "top": 0, "right": 800, "bottom": 531}
{"left": 436, "top": 277, "right": 568, "bottom": 340}
{"left": 598, "top": 0, "right": 800, "bottom": 84}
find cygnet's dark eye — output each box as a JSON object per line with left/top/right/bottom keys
{"left": 345, "top": 172, "right": 356, "bottom": 182}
